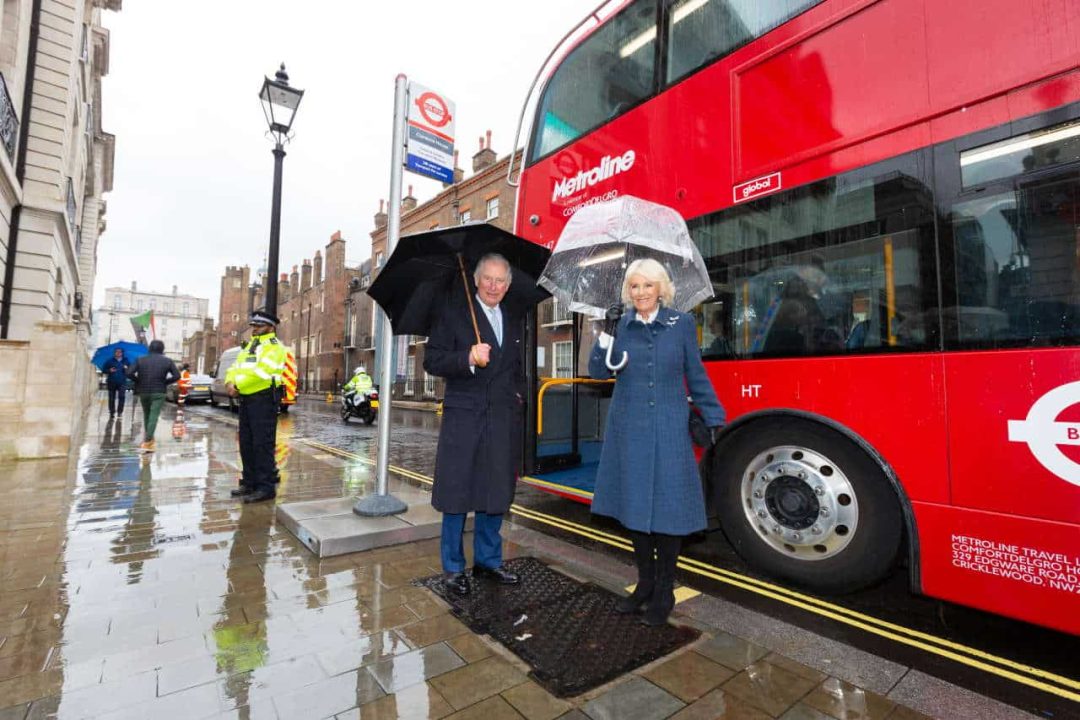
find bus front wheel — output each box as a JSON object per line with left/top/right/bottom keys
{"left": 714, "top": 420, "right": 902, "bottom": 593}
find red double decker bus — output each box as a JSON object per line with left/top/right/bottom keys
{"left": 513, "top": 0, "right": 1080, "bottom": 634}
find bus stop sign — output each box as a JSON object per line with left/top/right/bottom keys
{"left": 405, "top": 82, "right": 456, "bottom": 183}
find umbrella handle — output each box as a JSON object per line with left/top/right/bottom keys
{"left": 457, "top": 254, "right": 488, "bottom": 367}
{"left": 605, "top": 342, "right": 628, "bottom": 371}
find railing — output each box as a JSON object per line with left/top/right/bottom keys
{"left": 0, "top": 73, "right": 18, "bottom": 163}
{"left": 390, "top": 378, "right": 442, "bottom": 400}
{"left": 539, "top": 297, "right": 573, "bottom": 326}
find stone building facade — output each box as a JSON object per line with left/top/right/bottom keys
{"left": 0, "top": 0, "right": 120, "bottom": 460}
{"left": 91, "top": 282, "right": 209, "bottom": 357}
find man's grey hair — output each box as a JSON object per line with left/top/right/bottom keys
{"left": 474, "top": 253, "right": 512, "bottom": 287}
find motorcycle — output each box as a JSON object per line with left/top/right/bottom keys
{"left": 341, "top": 388, "right": 378, "bottom": 425}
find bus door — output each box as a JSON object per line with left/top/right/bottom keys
{"left": 523, "top": 308, "right": 613, "bottom": 500}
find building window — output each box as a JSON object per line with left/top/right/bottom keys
{"left": 553, "top": 341, "right": 573, "bottom": 378}
{"left": 423, "top": 371, "right": 436, "bottom": 397}
{"left": 232, "top": 313, "right": 239, "bottom": 322}
{"left": 232, "top": 278, "right": 242, "bottom": 289}
{"left": 376, "top": 252, "right": 384, "bottom": 267}
{"left": 112, "top": 295, "right": 120, "bottom": 309}
{"left": 182, "top": 302, "right": 189, "bottom": 315}
{"left": 404, "top": 355, "right": 416, "bottom": 395}
{"left": 486, "top": 197, "right": 499, "bottom": 219}
{"left": 460, "top": 209, "right": 472, "bottom": 225}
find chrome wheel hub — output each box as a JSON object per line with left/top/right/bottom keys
{"left": 741, "top": 445, "right": 858, "bottom": 560}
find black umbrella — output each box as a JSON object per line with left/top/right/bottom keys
{"left": 367, "top": 223, "right": 551, "bottom": 339}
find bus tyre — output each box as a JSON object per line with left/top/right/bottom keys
{"left": 714, "top": 420, "right": 902, "bottom": 593}
{"left": 208, "top": 392, "right": 218, "bottom": 407}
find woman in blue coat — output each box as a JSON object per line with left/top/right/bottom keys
{"left": 589, "top": 258, "right": 726, "bottom": 625}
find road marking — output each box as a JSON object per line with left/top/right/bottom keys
{"left": 295, "top": 438, "right": 1080, "bottom": 702}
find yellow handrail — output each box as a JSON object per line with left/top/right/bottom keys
{"left": 536, "top": 377, "right": 615, "bottom": 435}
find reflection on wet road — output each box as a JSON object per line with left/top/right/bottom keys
{"left": 0, "top": 397, "right": 483, "bottom": 719}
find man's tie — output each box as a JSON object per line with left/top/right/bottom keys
{"left": 489, "top": 307, "right": 502, "bottom": 346}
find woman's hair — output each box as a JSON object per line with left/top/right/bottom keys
{"left": 148, "top": 340, "right": 165, "bottom": 354}
{"left": 621, "top": 258, "right": 675, "bottom": 307}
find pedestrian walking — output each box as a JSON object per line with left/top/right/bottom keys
{"left": 126, "top": 339, "right": 180, "bottom": 453}
{"left": 589, "top": 258, "right": 726, "bottom": 625}
{"left": 423, "top": 253, "right": 526, "bottom": 596}
{"left": 102, "top": 347, "right": 130, "bottom": 417}
{"left": 225, "top": 309, "right": 287, "bottom": 504}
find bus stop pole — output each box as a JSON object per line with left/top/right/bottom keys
{"left": 354, "top": 74, "right": 409, "bottom": 517}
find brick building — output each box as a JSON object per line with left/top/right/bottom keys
{"left": 273, "top": 231, "right": 357, "bottom": 392}
{"left": 181, "top": 317, "right": 218, "bottom": 376}
{"left": 363, "top": 132, "right": 572, "bottom": 400}
{"left": 216, "top": 265, "right": 252, "bottom": 354}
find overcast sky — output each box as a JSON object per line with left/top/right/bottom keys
{"left": 94, "top": 1, "right": 592, "bottom": 317}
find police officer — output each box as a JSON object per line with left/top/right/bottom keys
{"left": 343, "top": 365, "right": 373, "bottom": 401}
{"left": 226, "top": 309, "right": 287, "bottom": 503}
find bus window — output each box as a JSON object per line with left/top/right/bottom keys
{"left": 665, "top": 0, "right": 823, "bottom": 84}
{"left": 529, "top": 0, "right": 658, "bottom": 162}
{"left": 947, "top": 172, "right": 1080, "bottom": 349}
{"left": 692, "top": 154, "right": 939, "bottom": 359}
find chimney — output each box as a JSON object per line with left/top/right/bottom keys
{"left": 130, "top": 281, "right": 136, "bottom": 292}
{"left": 330, "top": 229, "right": 342, "bottom": 243}
{"left": 172, "top": 285, "right": 178, "bottom": 295}
{"left": 301, "top": 260, "right": 312, "bottom": 291}
{"left": 442, "top": 150, "right": 465, "bottom": 188}
{"left": 401, "top": 184, "right": 417, "bottom": 212}
{"left": 279, "top": 273, "right": 291, "bottom": 303}
{"left": 290, "top": 265, "right": 300, "bottom": 293}
{"left": 313, "top": 250, "right": 323, "bottom": 286}
{"left": 374, "top": 199, "right": 387, "bottom": 229}
{"left": 472, "top": 130, "right": 496, "bottom": 173}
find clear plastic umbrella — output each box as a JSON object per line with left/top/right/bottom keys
{"left": 538, "top": 195, "right": 712, "bottom": 369}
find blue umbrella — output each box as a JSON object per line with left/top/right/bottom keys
{"left": 91, "top": 341, "right": 147, "bottom": 371}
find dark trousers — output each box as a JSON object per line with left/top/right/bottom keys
{"left": 238, "top": 389, "right": 278, "bottom": 493}
{"left": 107, "top": 385, "right": 126, "bottom": 415}
{"left": 441, "top": 512, "right": 504, "bottom": 573}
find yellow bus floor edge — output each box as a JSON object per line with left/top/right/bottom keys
{"left": 295, "top": 439, "right": 1080, "bottom": 698}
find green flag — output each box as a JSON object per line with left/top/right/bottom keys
{"left": 130, "top": 310, "right": 155, "bottom": 345}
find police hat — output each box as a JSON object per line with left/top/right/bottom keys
{"left": 249, "top": 309, "right": 279, "bottom": 327}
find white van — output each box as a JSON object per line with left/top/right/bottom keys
{"left": 208, "top": 346, "right": 242, "bottom": 411}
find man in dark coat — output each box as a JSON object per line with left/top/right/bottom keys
{"left": 102, "top": 347, "right": 129, "bottom": 417}
{"left": 424, "top": 253, "right": 525, "bottom": 596}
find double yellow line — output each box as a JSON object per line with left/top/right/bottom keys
{"left": 297, "top": 438, "right": 1080, "bottom": 703}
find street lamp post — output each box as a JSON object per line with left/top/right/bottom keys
{"left": 258, "top": 63, "right": 304, "bottom": 316}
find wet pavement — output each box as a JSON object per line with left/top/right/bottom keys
{"left": 0, "top": 395, "right": 1037, "bottom": 719}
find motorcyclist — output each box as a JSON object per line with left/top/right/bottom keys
{"left": 343, "top": 365, "right": 373, "bottom": 409}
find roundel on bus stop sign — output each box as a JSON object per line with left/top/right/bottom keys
{"left": 414, "top": 92, "right": 452, "bottom": 129}
{"left": 1007, "top": 381, "right": 1080, "bottom": 487}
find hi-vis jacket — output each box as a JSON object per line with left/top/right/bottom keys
{"left": 344, "top": 372, "right": 373, "bottom": 394}
{"left": 226, "top": 332, "right": 287, "bottom": 396}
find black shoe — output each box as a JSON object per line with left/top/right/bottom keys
{"left": 242, "top": 489, "right": 276, "bottom": 504}
{"left": 472, "top": 564, "right": 520, "bottom": 585}
{"left": 444, "top": 572, "right": 471, "bottom": 596}
{"left": 616, "top": 583, "right": 653, "bottom": 614}
{"left": 230, "top": 486, "right": 253, "bottom": 497}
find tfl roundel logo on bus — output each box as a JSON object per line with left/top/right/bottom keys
{"left": 1007, "top": 381, "right": 1080, "bottom": 487}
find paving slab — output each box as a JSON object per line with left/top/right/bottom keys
{"left": 277, "top": 493, "right": 470, "bottom": 558}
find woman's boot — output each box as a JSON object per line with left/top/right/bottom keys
{"left": 617, "top": 531, "right": 655, "bottom": 613}
{"left": 641, "top": 533, "right": 681, "bottom": 626}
